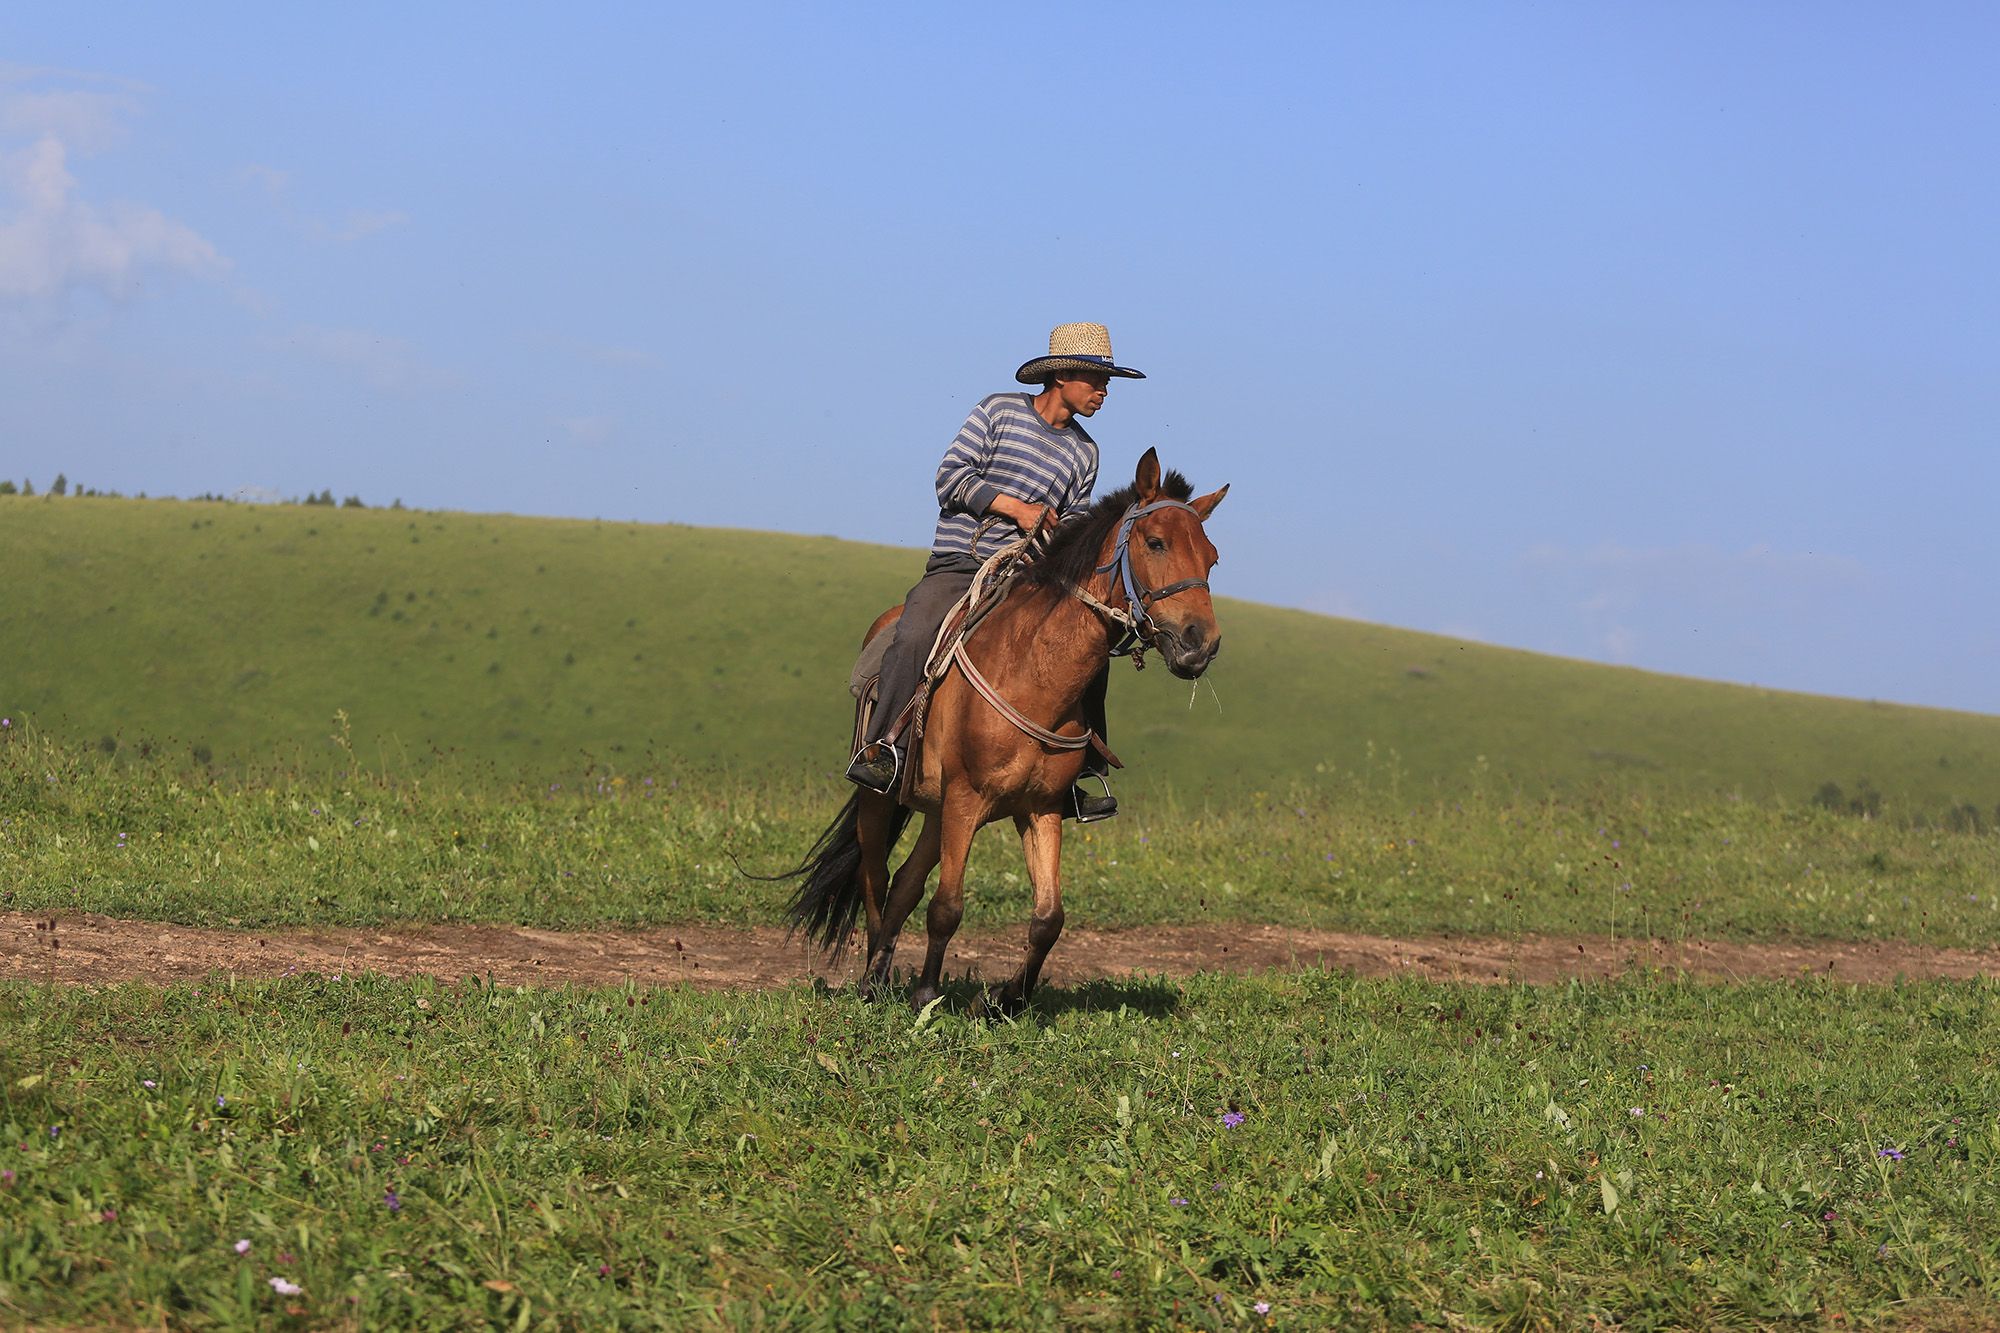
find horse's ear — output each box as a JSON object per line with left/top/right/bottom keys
{"left": 1134, "top": 447, "right": 1161, "bottom": 501}
{"left": 1190, "top": 483, "right": 1229, "bottom": 520}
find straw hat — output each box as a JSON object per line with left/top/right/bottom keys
{"left": 1014, "top": 322, "right": 1147, "bottom": 385}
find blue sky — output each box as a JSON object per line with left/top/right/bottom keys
{"left": 4, "top": 3, "right": 1996, "bottom": 714}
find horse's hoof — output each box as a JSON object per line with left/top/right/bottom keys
{"left": 907, "top": 983, "right": 942, "bottom": 1013}
{"left": 983, "top": 987, "right": 1029, "bottom": 1021}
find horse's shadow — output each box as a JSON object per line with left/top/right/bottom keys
{"left": 833, "top": 972, "right": 1184, "bottom": 1022}
{"left": 1024, "top": 974, "right": 1183, "bottom": 1019}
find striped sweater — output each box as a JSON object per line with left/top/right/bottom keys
{"left": 930, "top": 392, "right": 1099, "bottom": 559}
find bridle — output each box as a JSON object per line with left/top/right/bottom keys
{"left": 1084, "top": 498, "right": 1212, "bottom": 661}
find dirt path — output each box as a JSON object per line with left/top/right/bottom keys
{"left": 5, "top": 910, "right": 1996, "bottom": 991}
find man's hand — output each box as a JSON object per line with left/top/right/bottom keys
{"left": 987, "top": 494, "right": 1053, "bottom": 532}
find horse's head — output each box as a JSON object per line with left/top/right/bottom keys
{"left": 1117, "top": 448, "right": 1229, "bottom": 679}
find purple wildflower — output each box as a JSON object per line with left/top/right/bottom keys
{"left": 383, "top": 1187, "right": 402, "bottom": 1212}
{"left": 1877, "top": 1147, "right": 1905, "bottom": 1161}
{"left": 1222, "top": 1111, "right": 1245, "bottom": 1129}
{"left": 234, "top": 1239, "right": 251, "bottom": 1255}
{"left": 1171, "top": 1196, "right": 1189, "bottom": 1207}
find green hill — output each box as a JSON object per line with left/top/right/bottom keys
{"left": 4, "top": 494, "right": 1996, "bottom": 812}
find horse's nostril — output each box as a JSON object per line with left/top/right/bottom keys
{"left": 1183, "top": 622, "right": 1207, "bottom": 650}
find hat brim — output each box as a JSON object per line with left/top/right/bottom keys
{"left": 1015, "top": 355, "right": 1147, "bottom": 385}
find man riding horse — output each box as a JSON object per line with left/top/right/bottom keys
{"left": 845, "top": 322, "right": 1143, "bottom": 821}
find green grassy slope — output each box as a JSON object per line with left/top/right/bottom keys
{"left": 5, "top": 494, "right": 1997, "bottom": 809}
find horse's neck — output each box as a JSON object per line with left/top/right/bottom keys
{"left": 986, "top": 575, "right": 1114, "bottom": 701}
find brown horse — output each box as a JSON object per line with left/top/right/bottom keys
{"left": 781, "top": 448, "right": 1228, "bottom": 1014}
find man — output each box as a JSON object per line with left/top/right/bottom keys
{"left": 846, "top": 322, "right": 1144, "bottom": 820}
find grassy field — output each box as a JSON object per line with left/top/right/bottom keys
{"left": 4, "top": 971, "right": 1996, "bottom": 1329}
{"left": 9, "top": 493, "right": 2000, "bottom": 1329}
{"left": 6, "top": 494, "right": 1999, "bottom": 814}
{"left": 7, "top": 726, "right": 2000, "bottom": 948}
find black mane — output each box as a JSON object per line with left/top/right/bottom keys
{"left": 1022, "top": 470, "right": 1195, "bottom": 589}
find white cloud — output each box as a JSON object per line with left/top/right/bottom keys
{"left": 325, "top": 208, "right": 407, "bottom": 243}
{"left": 0, "top": 71, "right": 225, "bottom": 304}
{"left": 235, "top": 161, "right": 406, "bottom": 246}
{"left": 0, "top": 87, "right": 138, "bottom": 152}
{"left": 1522, "top": 541, "right": 1868, "bottom": 613}
{"left": 579, "top": 341, "right": 658, "bottom": 369}
{"left": 285, "top": 324, "right": 461, "bottom": 394}
{"left": 558, "top": 415, "right": 617, "bottom": 447}
{"left": 1602, "top": 623, "right": 1639, "bottom": 662}
{"left": 1307, "top": 588, "right": 1368, "bottom": 621}
{"left": 1518, "top": 540, "right": 1874, "bottom": 672}
{"left": 236, "top": 163, "right": 292, "bottom": 199}
{"left": 0, "top": 135, "right": 225, "bottom": 301}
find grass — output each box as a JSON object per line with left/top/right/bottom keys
{"left": 7, "top": 726, "right": 1999, "bottom": 948}
{"left": 6, "top": 493, "right": 2000, "bottom": 813}
{"left": 9, "top": 494, "right": 2000, "bottom": 1330}
{"left": 3, "top": 971, "right": 1996, "bottom": 1328}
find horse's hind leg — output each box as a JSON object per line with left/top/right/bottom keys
{"left": 910, "top": 797, "right": 980, "bottom": 1013}
{"left": 859, "top": 813, "right": 941, "bottom": 998}
{"left": 991, "top": 811, "right": 1065, "bottom": 1018}
{"left": 852, "top": 793, "right": 899, "bottom": 1001}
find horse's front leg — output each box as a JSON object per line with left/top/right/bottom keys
{"left": 991, "top": 810, "right": 1065, "bottom": 1018}
{"left": 910, "top": 795, "right": 980, "bottom": 1013}
{"left": 860, "top": 813, "right": 941, "bottom": 998}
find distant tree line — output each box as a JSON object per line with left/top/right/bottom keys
{"left": 1, "top": 475, "right": 401, "bottom": 509}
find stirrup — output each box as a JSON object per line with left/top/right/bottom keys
{"left": 1071, "top": 774, "right": 1118, "bottom": 823}
{"left": 846, "top": 741, "right": 903, "bottom": 794}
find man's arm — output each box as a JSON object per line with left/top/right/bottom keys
{"left": 935, "top": 401, "right": 1004, "bottom": 517}
{"left": 985, "top": 493, "right": 1052, "bottom": 532}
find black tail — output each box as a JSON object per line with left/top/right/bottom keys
{"left": 761, "top": 791, "right": 914, "bottom": 955}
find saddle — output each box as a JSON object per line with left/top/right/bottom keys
{"left": 847, "top": 587, "right": 988, "bottom": 771}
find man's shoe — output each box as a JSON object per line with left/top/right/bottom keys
{"left": 1070, "top": 784, "right": 1118, "bottom": 822}
{"left": 845, "top": 749, "right": 899, "bottom": 794}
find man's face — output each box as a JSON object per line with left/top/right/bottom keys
{"left": 1056, "top": 369, "right": 1112, "bottom": 417}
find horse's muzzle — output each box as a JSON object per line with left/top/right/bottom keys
{"left": 1161, "top": 626, "right": 1221, "bottom": 679}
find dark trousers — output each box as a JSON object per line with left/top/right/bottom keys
{"left": 864, "top": 552, "right": 1109, "bottom": 775}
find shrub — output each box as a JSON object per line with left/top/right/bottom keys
{"left": 1943, "top": 803, "right": 1986, "bottom": 835}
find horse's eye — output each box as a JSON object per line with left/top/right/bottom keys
{"left": 1145, "top": 536, "right": 1167, "bottom": 553}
